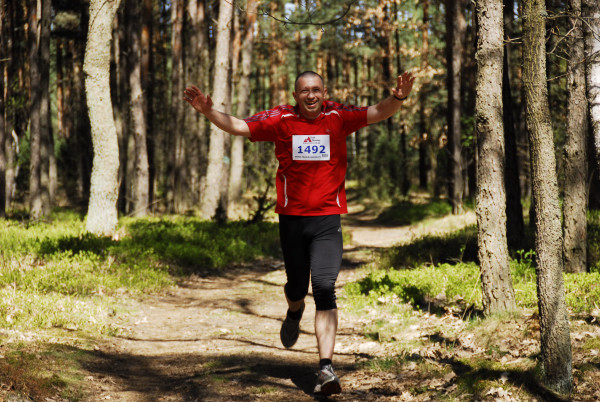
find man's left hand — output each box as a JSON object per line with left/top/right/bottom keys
{"left": 392, "top": 72, "right": 415, "bottom": 100}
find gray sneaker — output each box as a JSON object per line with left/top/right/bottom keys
{"left": 314, "top": 364, "right": 342, "bottom": 395}
{"left": 280, "top": 304, "right": 304, "bottom": 348}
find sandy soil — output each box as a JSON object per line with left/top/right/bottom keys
{"left": 77, "top": 209, "right": 600, "bottom": 401}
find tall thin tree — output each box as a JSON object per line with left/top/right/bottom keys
{"left": 522, "top": 0, "right": 573, "bottom": 394}
{"left": 0, "top": 0, "right": 5, "bottom": 218}
{"left": 475, "top": 0, "right": 516, "bottom": 315}
{"left": 28, "top": 0, "right": 44, "bottom": 218}
{"left": 229, "top": 0, "right": 257, "bottom": 208}
{"left": 200, "top": 0, "right": 233, "bottom": 219}
{"left": 564, "top": 0, "right": 589, "bottom": 273}
{"left": 583, "top": 0, "right": 600, "bottom": 172}
{"left": 84, "top": 0, "right": 123, "bottom": 236}
{"left": 446, "top": 0, "right": 466, "bottom": 213}
{"left": 127, "top": 0, "right": 150, "bottom": 216}
{"left": 503, "top": 0, "right": 525, "bottom": 250}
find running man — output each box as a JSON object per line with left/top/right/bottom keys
{"left": 183, "top": 70, "right": 414, "bottom": 396}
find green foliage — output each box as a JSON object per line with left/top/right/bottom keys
{"left": 345, "top": 262, "right": 483, "bottom": 311}
{"left": 346, "top": 247, "right": 600, "bottom": 315}
{"left": 377, "top": 200, "right": 453, "bottom": 225}
{"left": 587, "top": 210, "right": 600, "bottom": 272}
{"left": 0, "top": 343, "right": 88, "bottom": 401}
{"left": 0, "top": 213, "right": 281, "bottom": 333}
{"left": 379, "top": 225, "right": 478, "bottom": 268}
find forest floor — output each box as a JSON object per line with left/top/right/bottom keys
{"left": 4, "top": 203, "right": 600, "bottom": 401}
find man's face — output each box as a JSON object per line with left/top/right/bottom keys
{"left": 293, "top": 76, "right": 327, "bottom": 120}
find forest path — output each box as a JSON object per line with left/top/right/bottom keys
{"left": 82, "top": 208, "right": 477, "bottom": 401}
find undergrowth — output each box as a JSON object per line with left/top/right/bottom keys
{"left": 0, "top": 211, "right": 280, "bottom": 333}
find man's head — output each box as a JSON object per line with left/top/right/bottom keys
{"left": 293, "top": 71, "right": 327, "bottom": 120}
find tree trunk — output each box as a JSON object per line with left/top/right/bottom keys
{"left": 200, "top": 0, "right": 233, "bottom": 219}
{"left": 475, "top": 0, "right": 516, "bottom": 316}
{"left": 142, "top": 0, "right": 155, "bottom": 210}
{"left": 185, "top": 0, "right": 205, "bottom": 208}
{"left": 564, "top": 0, "right": 589, "bottom": 273}
{"left": 419, "top": 0, "right": 430, "bottom": 190}
{"left": 229, "top": 0, "right": 257, "bottom": 209}
{"left": 446, "top": 0, "right": 466, "bottom": 213}
{"left": 522, "top": 0, "right": 573, "bottom": 394}
{"left": 127, "top": 0, "right": 150, "bottom": 216}
{"left": 40, "top": 0, "right": 54, "bottom": 207}
{"left": 28, "top": 0, "right": 44, "bottom": 218}
{"left": 167, "top": 0, "right": 184, "bottom": 212}
{"left": 583, "top": 0, "right": 600, "bottom": 173}
{"left": 0, "top": 0, "right": 5, "bottom": 218}
{"left": 503, "top": 0, "right": 525, "bottom": 250}
{"left": 84, "top": 0, "right": 122, "bottom": 236}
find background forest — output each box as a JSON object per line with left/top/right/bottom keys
{"left": 2, "top": 0, "right": 600, "bottom": 399}
{"left": 2, "top": 0, "right": 587, "bottom": 221}
{"left": 1, "top": 0, "right": 598, "bottom": 224}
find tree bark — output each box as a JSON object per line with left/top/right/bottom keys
{"left": 84, "top": 0, "right": 122, "bottom": 236}
{"left": 167, "top": 0, "right": 185, "bottom": 212}
{"left": 127, "top": 0, "right": 150, "bottom": 216}
{"left": 141, "top": 0, "right": 155, "bottom": 210}
{"left": 228, "top": 0, "right": 257, "bottom": 209}
{"left": 28, "top": 0, "right": 44, "bottom": 218}
{"left": 564, "top": 0, "right": 589, "bottom": 273}
{"left": 583, "top": 0, "right": 600, "bottom": 173}
{"left": 503, "top": 0, "right": 525, "bottom": 250}
{"left": 40, "top": 0, "right": 54, "bottom": 207}
{"left": 522, "top": 0, "right": 573, "bottom": 394}
{"left": 475, "top": 0, "right": 516, "bottom": 316}
{"left": 418, "top": 0, "right": 430, "bottom": 190}
{"left": 0, "top": 0, "right": 5, "bottom": 218}
{"left": 200, "top": 0, "right": 233, "bottom": 219}
{"left": 185, "top": 0, "right": 205, "bottom": 208}
{"left": 446, "top": 0, "right": 466, "bottom": 213}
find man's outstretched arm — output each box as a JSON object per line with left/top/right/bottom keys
{"left": 183, "top": 85, "right": 251, "bottom": 137}
{"left": 367, "top": 72, "right": 415, "bottom": 125}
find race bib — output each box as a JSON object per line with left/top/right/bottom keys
{"left": 292, "top": 135, "right": 330, "bottom": 161}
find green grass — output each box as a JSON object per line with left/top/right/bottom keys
{"left": 0, "top": 343, "right": 91, "bottom": 401}
{"left": 345, "top": 259, "right": 600, "bottom": 315}
{"left": 376, "top": 200, "right": 454, "bottom": 225}
{"left": 0, "top": 212, "right": 281, "bottom": 334}
{"left": 379, "top": 226, "right": 479, "bottom": 268}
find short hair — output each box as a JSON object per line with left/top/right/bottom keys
{"left": 294, "top": 71, "right": 324, "bottom": 91}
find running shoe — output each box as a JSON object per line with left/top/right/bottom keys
{"left": 279, "top": 304, "right": 304, "bottom": 348}
{"left": 314, "top": 364, "right": 342, "bottom": 395}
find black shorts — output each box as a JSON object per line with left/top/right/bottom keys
{"left": 278, "top": 214, "right": 343, "bottom": 311}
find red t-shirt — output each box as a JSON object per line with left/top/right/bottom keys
{"left": 244, "top": 100, "right": 368, "bottom": 216}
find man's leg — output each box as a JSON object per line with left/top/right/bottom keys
{"left": 315, "top": 309, "right": 338, "bottom": 360}
{"left": 279, "top": 215, "right": 310, "bottom": 348}
{"left": 286, "top": 293, "right": 305, "bottom": 313}
{"left": 310, "top": 215, "right": 343, "bottom": 395}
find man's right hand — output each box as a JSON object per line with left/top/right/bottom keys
{"left": 183, "top": 85, "right": 213, "bottom": 115}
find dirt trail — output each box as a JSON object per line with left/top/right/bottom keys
{"left": 81, "top": 210, "right": 474, "bottom": 401}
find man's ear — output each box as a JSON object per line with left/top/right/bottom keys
{"left": 292, "top": 91, "right": 299, "bottom": 103}
{"left": 324, "top": 87, "right": 329, "bottom": 99}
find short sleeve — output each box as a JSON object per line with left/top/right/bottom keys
{"left": 244, "top": 107, "right": 283, "bottom": 142}
{"left": 329, "top": 103, "right": 368, "bottom": 136}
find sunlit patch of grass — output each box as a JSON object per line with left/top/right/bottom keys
{"left": 582, "top": 337, "right": 600, "bottom": 351}
{"left": 344, "top": 262, "right": 484, "bottom": 314}
{"left": 0, "top": 342, "right": 92, "bottom": 401}
{"left": 249, "top": 385, "right": 277, "bottom": 394}
{"left": 377, "top": 200, "right": 454, "bottom": 226}
{"left": 358, "top": 355, "right": 406, "bottom": 372}
{"left": 345, "top": 255, "right": 600, "bottom": 317}
{"left": 380, "top": 226, "right": 478, "bottom": 268}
